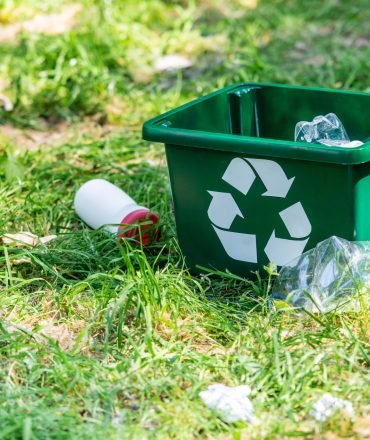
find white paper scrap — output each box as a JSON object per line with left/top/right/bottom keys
{"left": 311, "top": 393, "right": 354, "bottom": 422}
{"left": 199, "top": 384, "right": 254, "bottom": 423}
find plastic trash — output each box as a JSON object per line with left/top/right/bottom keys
{"left": 311, "top": 394, "right": 354, "bottom": 422}
{"left": 271, "top": 236, "right": 370, "bottom": 312}
{"left": 154, "top": 54, "right": 193, "bottom": 72}
{"left": 199, "top": 384, "right": 254, "bottom": 424}
{"left": 74, "top": 179, "right": 159, "bottom": 245}
{"left": 2, "top": 232, "right": 56, "bottom": 247}
{"left": 0, "top": 94, "right": 13, "bottom": 112}
{"left": 295, "top": 113, "right": 364, "bottom": 147}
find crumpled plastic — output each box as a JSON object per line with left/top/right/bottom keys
{"left": 199, "top": 384, "right": 254, "bottom": 423}
{"left": 311, "top": 394, "right": 354, "bottom": 422}
{"left": 295, "top": 113, "right": 364, "bottom": 148}
{"left": 271, "top": 236, "right": 370, "bottom": 312}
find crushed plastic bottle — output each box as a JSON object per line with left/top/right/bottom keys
{"left": 271, "top": 236, "right": 370, "bottom": 312}
{"left": 295, "top": 113, "right": 364, "bottom": 148}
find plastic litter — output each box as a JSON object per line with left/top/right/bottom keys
{"left": 311, "top": 394, "right": 354, "bottom": 422}
{"left": 74, "top": 179, "right": 159, "bottom": 245}
{"left": 271, "top": 236, "right": 370, "bottom": 312}
{"left": 0, "top": 94, "right": 13, "bottom": 112}
{"left": 295, "top": 113, "right": 364, "bottom": 147}
{"left": 343, "top": 140, "right": 365, "bottom": 148}
{"left": 2, "top": 232, "right": 56, "bottom": 247}
{"left": 199, "top": 384, "right": 254, "bottom": 423}
{"left": 154, "top": 54, "right": 193, "bottom": 72}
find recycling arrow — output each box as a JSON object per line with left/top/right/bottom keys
{"left": 221, "top": 157, "right": 295, "bottom": 198}
{"left": 207, "top": 156, "right": 312, "bottom": 267}
{"left": 213, "top": 225, "right": 257, "bottom": 263}
{"left": 245, "top": 158, "right": 295, "bottom": 198}
{"left": 279, "top": 202, "right": 311, "bottom": 239}
{"left": 207, "top": 191, "right": 244, "bottom": 229}
{"left": 222, "top": 158, "right": 256, "bottom": 195}
{"left": 264, "top": 231, "right": 309, "bottom": 267}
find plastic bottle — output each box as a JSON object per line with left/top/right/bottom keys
{"left": 74, "top": 179, "right": 159, "bottom": 245}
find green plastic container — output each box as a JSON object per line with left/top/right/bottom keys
{"left": 143, "top": 83, "right": 370, "bottom": 275}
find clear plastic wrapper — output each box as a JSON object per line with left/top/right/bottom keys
{"left": 295, "top": 113, "right": 349, "bottom": 145}
{"left": 294, "top": 113, "right": 363, "bottom": 148}
{"left": 271, "top": 236, "right": 370, "bottom": 312}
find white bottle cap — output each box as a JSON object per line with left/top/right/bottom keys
{"left": 74, "top": 179, "right": 159, "bottom": 244}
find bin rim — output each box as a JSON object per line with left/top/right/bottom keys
{"left": 142, "top": 82, "right": 370, "bottom": 165}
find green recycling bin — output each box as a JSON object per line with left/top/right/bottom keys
{"left": 143, "top": 83, "right": 370, "bottom": 275}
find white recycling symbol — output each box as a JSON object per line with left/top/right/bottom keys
{"left": 207, "top": 158, "right": 312, "bottom": 267}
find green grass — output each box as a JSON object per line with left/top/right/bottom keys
{"left": 0, "top": 0, "right": 369, "bottom": 438}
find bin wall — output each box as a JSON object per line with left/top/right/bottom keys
{"left": 166, "top": 143, "right": 359, "bottom": 274}
{"left": 354, "top": 162, "right": 370, "bottom": 240}
{"left": 155, "top": 84, "right": 370, "bottom": 145}
{"left": 144, "top": 83, "right": 370, "bottom": 275}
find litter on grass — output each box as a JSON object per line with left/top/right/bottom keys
{"left": 74, "top": 179, "right": 159, "bottom": 245}
{"left": 311, "top": 394, "right": 355, "bottom": 422}
{"left": 0, "top": 94, "right": 13, "bottom": 111}
{"left": 154, "top": 54, "right": 193, "bottom": 72}
{"left": 271, "top": 236, "right": 370, "bottom": 312}
{"left": 2, "top": 232, "right": 56, "bottom": 247}
{"left": 199, "top": 384, "right": 254, "bottom": 424}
